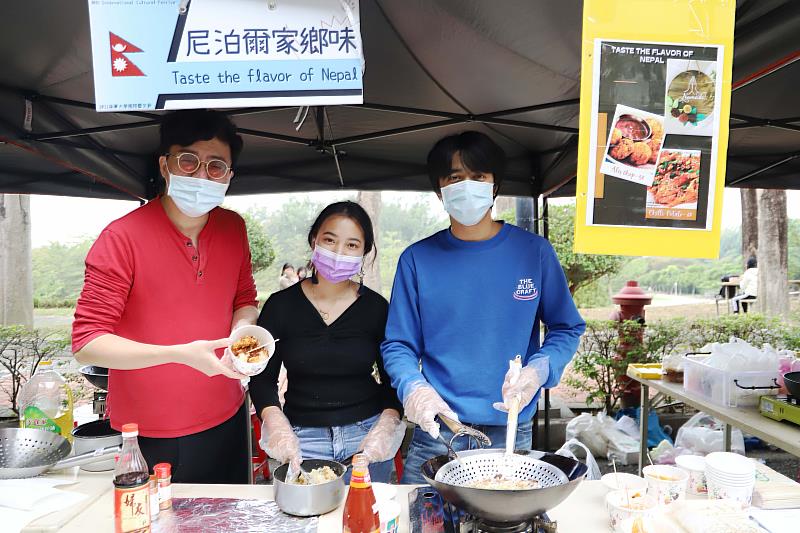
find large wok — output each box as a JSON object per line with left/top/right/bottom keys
{"left": 422, "top": 449, "right": 587, "bottom": 524}
{"left": 79, "top": 365, "right": 108, "bottom": 390}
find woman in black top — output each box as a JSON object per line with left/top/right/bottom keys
{"left": 250, "top": 202, "right": 404, "bottom": 482}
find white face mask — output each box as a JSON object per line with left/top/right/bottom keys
{"left": 166, "top": 173, "right": 229, "bottom": 218}
{"left": 440, "top": 180, "right": 494, "bottom": 226}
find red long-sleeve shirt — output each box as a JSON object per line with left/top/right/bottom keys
{"left": 72, "top": 199, "right": 258, "bottom": 438}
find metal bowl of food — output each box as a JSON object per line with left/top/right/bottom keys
{"left": 273, "top": 459, "right": 347, "bottom": 517}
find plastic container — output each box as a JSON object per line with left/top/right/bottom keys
{"left": 682, "top": 356, "right": 779, "bottom": 408}
{"left": 19, "top": 361, "right": 74, "bottom": 443}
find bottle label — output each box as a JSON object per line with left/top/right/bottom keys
{"left": 21, "top": 406, "right": 61, "bottom": 435}
{"left": 114, "top": 484, "right": 151, "bottom": 532}
{"left": 349, "top": 468, "right": 372, "bottom": 489}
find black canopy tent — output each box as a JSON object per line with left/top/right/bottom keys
{"left": 1, "top": 0, "right": 798, "bottom": 203}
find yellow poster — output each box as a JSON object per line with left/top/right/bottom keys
{"left": 574, "top": 0, "right": 735, "bottom": 258}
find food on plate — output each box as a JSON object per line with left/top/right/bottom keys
{"left": 609, "top": 137, "right": 635, "bottom": 161}
{"left": 231, "top": 335, "right": 268, "bottom": 363}
{"left": 293, "top": 465, "right": 338, "bottom": 485}
{"left": 606, "top": 112, "right": 663, "bottom": 168}
{"left": 465, "top": 477, "right": 540, "bottom": 490}
{"left": 629, "top": 142, "right": 652, "bottom": 166}
{"left": 648, "top": 150, "right": 700, "bottom": 208}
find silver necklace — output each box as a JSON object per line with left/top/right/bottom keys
{"left": 310, "top": 281, "right": 354, "bottom": 323}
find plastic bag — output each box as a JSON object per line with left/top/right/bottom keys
{"left": 674, "top": 411, "right": 745, "bottom": 455}
{"left": 556, "top": 438, "right": 602, "bottom": 480}
{"left": 615, "top": 415, "right": 640, "bottom": 439}
{"left": 598, "top": 411, "right": 640, "bottom": 466}
{"left": 565, "top": 412, "right": 607, "bottom": 457}
{"left": 615, "top": 407, "right": 673, "bottom": 447}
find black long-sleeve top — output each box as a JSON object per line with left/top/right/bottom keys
{"left": 249, "top": 282, "right": 403, "bottom": 427}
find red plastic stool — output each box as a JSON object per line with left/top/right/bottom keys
{"left": 251, "top": 413, "right": 270, "bottom": 482}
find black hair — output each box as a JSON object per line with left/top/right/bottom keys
{"left": 307, "top": 201, "right": 376, "bottom": 287}
{"left": 426, "top": 131, "right": 506, "bottom": 194}
{"left": 158, "top": 110, "right": 243, "bottom": 165}
{"left": 746, "top": 256, "right": 757, "bottom": 269}
{"left": 281, "top": 263, "right": 294, "bottom": 273}
{"left": 296, "top": 266, "right": 308, "bottom": 276}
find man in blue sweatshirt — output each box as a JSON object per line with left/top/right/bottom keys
{"left": 381, "top": 131, "right": 586, "bottom": 484}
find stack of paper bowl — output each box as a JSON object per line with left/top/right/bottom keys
{"left": 704, "top": 452, "right": 755, "bottom": 506}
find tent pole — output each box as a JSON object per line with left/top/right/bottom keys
{"left": 542, "top": 196, "right": 551, "bottom": 451}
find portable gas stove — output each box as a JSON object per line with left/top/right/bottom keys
{"left": 408, "top": 486, "right": 557, "bottom": 533}
{"left": 759, "top": 395, "right": 800, "bottom": 426}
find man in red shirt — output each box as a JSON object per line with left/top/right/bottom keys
{"left": 73, "top": 110, "right": 258, "bottom": 484}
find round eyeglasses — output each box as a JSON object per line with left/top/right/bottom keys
{"left": 167, "top": 152, "right": 232, "bottom": 181}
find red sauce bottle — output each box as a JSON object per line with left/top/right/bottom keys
{"left": 342, "top": 454, "right": 380, "bottom": 533}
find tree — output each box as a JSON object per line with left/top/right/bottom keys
{"left": 241, "top": 211, "right": 275, "bottom": 273}
{"left": 357, "top": 191, "right": 383, "bottom": 293}
{"left": 757, "top": 189, "right": 789, "bottom": 316}
{"left": 741, "top": 188, "right": 758, "bottom": 266}
{"left": 548, "top": 203, "right": 624, "bottom": 294}
{"left": 0, "top": 194, "right": 33, "bottom": 325}
{"left": 32, "top": 239, "right": 93, "bottom": 307}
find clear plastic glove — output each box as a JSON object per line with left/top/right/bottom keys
{"left": 259, "top": 407, "right": 302, "bottom": 472}
{"left": 359, "top": 411, "right": 406, "bottom": 463}
{"left": 403, "top": 382, "right": 459, "bottom": 439}
{"left": 493, "top": 363, "right": 542, "bottom": 412}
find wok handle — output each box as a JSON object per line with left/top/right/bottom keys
{"left": 53, "top": 445, "right": 121, "bottom": 470}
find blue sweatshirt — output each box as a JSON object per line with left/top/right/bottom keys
{"left": 381, "top": 223, "right": 586, "bottom": 425}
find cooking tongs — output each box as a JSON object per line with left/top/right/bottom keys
{"left": 436, "top": 413, "right": 492, "bottom": 460}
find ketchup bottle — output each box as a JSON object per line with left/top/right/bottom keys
{"left": 113, "top": 423, "right": 151, "bottom": 533}
{"left": 342, "top": 454, "right": 380, "bottom": 533}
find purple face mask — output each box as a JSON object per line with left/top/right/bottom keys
{"left": 311, "top": 246, "right": 363, "bottom": 283}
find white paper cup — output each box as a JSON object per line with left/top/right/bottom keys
{"left": 675, "top": 455, "right": 707, "bottom": 495}
{"left": 643, "top": 465, "right": 688, "bottom": 506}
{"left": 225, "top": 325, "right": 275, "bottom": 377}
{"left": 605, "top": 490, "right": 657, "bottom": 533}
{"left": 601, "top": 472, "right": 648, "bottom": 494}
{"left": 706, "top": 476, "right": 754, "bottom": 507}
{"left": 373, "top": 499, "right": 400, "bottom": 533}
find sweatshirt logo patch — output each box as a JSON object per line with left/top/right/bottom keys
{"left": 513, "top": 278, "right": 539, "bottom": 301}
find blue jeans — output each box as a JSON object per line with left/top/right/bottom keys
{"left": 402, "top": 419, "right": 533, "bottom": 484}
{"left": 292, "top": 413, "right": 394, "bottom": 484}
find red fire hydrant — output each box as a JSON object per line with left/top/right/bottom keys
{"left": 611, "top": 281, "right": 652, "bottom": 407}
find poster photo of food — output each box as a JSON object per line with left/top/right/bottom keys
{"left": 664, "top": 59, "right": 717, "bottom": 137}
{"left": 599, "top": 104, "right": 664, "bottom": 186}
{"left": 645, "top": 149, "right": 702, "bottom": 221}
{"left": 584, "top": 39, "right": 722, "bottom": 232}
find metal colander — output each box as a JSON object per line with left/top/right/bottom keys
{"left": 434, "top": 451, "right": 568, "bottom": 488}
{"left": 0, "top": 428, "right": 119, "bottom": 479}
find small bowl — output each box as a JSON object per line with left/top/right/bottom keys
{"left": 643, "top": 465, "right": 688, "bottom": 506}
{"left": 273, "top": 459, "right": 346, "bottom": 516}
{"left": 606, "top": 490, "right": 657, "bottom": 533}
{"left": 601, "top": 472, "right": 648, "bottom": 494}
{"left": 225, "top": 325, "right": 275, "bottom": 377}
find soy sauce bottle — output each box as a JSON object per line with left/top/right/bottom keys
{"left": 113, "top": 423, "right": 151, "bottom": 533}
{"left": 342, "top": 453, "right": 380, "bottom": 533}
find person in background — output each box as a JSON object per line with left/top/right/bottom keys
{"left": 279, "top": 263, "right": 298, "bottom": 289}
{"left": 296, "top": 266, "right": 308, "bottom": 281}
{"left": 251, "top": 202, "right": 405, "bottom": 483}
{"left": 731, "top": 256, "right": 758, "bottom": 313}
{"left": 381, "top": 131, "right": 586, "bottom": 484}
{"left": 72, "top": 110, "right": 257, "bottom": 484}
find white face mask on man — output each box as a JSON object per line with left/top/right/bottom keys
{"left": 166, "top": 173, "right": 229, "bottom": 218}
{"left": 440, "top": 180, "right": 494, "bottom": 226}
